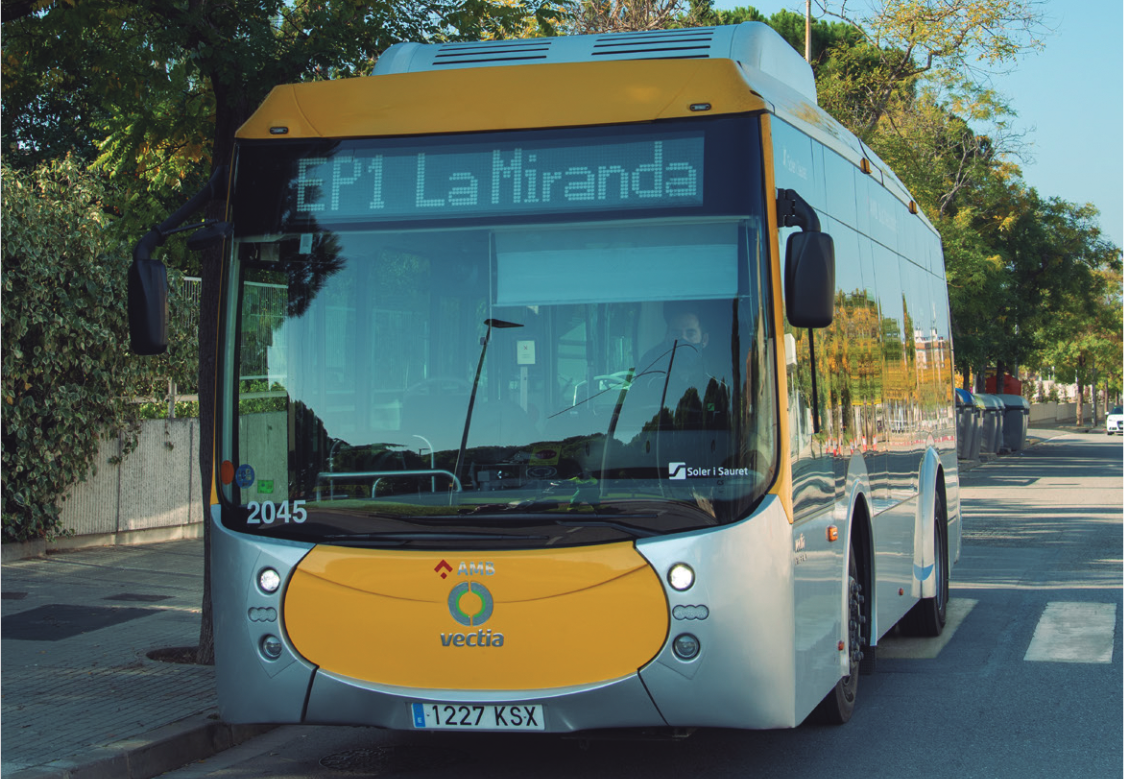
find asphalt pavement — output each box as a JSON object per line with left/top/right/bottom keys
{"left": 0, "top": 426, "right": 1101, "bottom": 779}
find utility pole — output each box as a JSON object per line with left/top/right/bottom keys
{"left": 805, "top": 0, "right": 812, "bottom": 62}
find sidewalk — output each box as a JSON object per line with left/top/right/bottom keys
{"left": 1, "top": 540, "right": 268, "bottom": 779}
{"left": 0, "top": 426, "right": 1090, "bottom": 778}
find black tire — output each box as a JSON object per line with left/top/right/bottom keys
{"left": 901, "top": 491, "right": 949, "bottom": 637}
{"left": 812, "top": 543, "right": 864, "bottom": 725}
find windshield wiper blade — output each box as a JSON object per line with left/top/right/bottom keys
{"left": 455, "top": 500, "right": 561, "bottom": 514}
{"left": 325, "top": 531, "right": 550, "bottom": 543}
{"left": 547, "top": 515, "right": 662, "bottom": 538}
{"left": 438, "top": 503, "right": 663, "bottom": 538}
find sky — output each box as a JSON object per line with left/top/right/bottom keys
{"left": 713, "top": 0, "right": 1124, "bottom": 249}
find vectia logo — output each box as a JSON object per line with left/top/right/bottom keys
{"left": 447, "top": 581, "right": 494, "bottom": 627}
{"left": 442, "top": 581, "right": 504, "bottom": 648}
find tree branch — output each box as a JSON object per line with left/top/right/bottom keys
{"left": 1, "top": 1, "right": 51, "bottom": 24}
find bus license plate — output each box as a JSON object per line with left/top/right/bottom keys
{"left": 411, "top": 702, "right": 545, "bottom": 731}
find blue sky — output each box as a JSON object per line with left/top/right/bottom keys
{"left": 714, "top": 0, "right": 1123, "bottom": 249}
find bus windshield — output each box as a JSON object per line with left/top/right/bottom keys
{"left": 221, "top": 126, "right": 776, "bottom": 548}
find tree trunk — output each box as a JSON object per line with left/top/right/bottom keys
{"left": 195, "top": 218, "right": 220, "bottom": 666}
{"left": 1090, "top": 362, "right": 1098, "bottom": 425}
{"left": 195, "top": 85, "right": 255, "bottom": 666}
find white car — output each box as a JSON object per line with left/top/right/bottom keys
{"left": 1107, "top": 406, "right": 1124, "bottom": 435}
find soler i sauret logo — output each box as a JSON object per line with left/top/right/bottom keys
{"left": 668, "top": 462, "right": 754, "bottom": 480}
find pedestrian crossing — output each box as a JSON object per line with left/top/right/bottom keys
{"left": 1024, "top": 602, "right": 1117, "bottom": 663}
{"left": 878, "top": 599, "right": 1118, "bottom": 662}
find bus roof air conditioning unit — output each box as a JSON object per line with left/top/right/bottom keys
{"left": 373, "top": 22, "right": 817, "bottom": 104}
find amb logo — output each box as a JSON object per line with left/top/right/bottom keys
{"left": 441, "top": 581, "right": 505, "bottom": 648}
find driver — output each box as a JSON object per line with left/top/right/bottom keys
{"left": 636, "top": 302, "right": 714, "bottom": 400}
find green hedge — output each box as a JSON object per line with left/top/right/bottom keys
{"left": 1, "top": 159, "right": 192, "bottom": 541}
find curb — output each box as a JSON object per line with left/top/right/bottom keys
{"left": 2, "top": 538, "right": 47, "bottom": 563}
{"left": 1, "top": 524, "right": 204, "bottom": 563}
{"left": 7, "top": 711, "right": 275, "bottom": 779}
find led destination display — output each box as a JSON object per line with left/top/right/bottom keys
{"left": 287, "top": 133, "right": 705, "bottom": 223}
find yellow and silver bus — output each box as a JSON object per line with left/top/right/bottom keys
{"left": 137, "top": 22, "right": 960, "bottom": 731}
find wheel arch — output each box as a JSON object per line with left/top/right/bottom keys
{"left": 915, "top": 447, "right": 946, "bottom": 600}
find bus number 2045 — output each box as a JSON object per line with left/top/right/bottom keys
{"left": 246, "top": 500, "right": 308, "bottom": 524}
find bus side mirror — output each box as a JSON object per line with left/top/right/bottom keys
{"left": 128, "top": 258, "right": 169, "bottom": 355}
{"left": 784, "top": 231, "right": 835, "bottom": 329}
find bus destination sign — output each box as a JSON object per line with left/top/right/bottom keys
{"left": 289, "top": 133, "right": 704, "bottom": 223}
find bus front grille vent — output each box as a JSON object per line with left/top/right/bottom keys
{"left": 431, "top": 40, "right": 553, "bottom": 67}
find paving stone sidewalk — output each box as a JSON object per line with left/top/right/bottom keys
{"left": 1, "top": 539, "right": 266, "bottom": 779}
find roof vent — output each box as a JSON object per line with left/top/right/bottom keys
{"left": 590, "top": 28, "right": 716, "bottom": 60}
{"left": 429, "top": 38, "right": 553, "bottom": 67}
{"left": 373, "top": 23, "right": 816, "bottom": 103}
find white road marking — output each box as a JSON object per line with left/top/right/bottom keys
{"left": 877, "top": 598, "right": 977, "bottom": 659}
{"left": 1024, "top": 602, "right": 1117, "bottom": 663}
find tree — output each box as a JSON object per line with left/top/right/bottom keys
{"left": 574, "top": 0, "right": 697, "bottom": 33}
{"left": 685, "top": 1, "right": 764, "bottom": 27}
{"left": 1030, "top": 266, "right": 1123, "bottom": 425}
{"left": 813, "top": 0, "right": 1045, "bottom": 137}
{"left": 3, "top": 0, "right": 569, "bottom": 664}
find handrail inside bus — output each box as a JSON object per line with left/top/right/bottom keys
{"left": 315, "top": 469, "right": 463, "bottom": 499}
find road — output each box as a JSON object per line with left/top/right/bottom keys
{"left": 160, "top": 430, "right": 1122, "bottom": 779}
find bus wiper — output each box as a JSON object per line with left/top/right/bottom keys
{"left": 456, "top": 500, "right": 561, "bottom": 514}
{"left": 453, "top": 318, "right": 523, "bottom": 489}
{"left": 325, "top": 531, "right": 550, "bottom": 543}
{"left": 443, "top": 502, "right": 661, "bottom": 537}
{"left": 547, "top": 516, "right": 661, "bottom": 538}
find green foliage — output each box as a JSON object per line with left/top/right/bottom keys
{"left": 137, "top": 400, "right": 201, "bottom": 420}
{"left": 687, "top": 1, "right": 764, "bottom": 26}
{"left": 239, "top": 380, "right": 288, "bottom": 415}
{"left": 1029, "top": 266, "right": 1123, "bottom": 402}
{"left": 2, "top": 160, "right": 132, "bottom": 539}
{"left": 0, "top": 157, "right": 198, "bottom": 540}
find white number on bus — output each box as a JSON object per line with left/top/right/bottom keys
{"left": 247, "top": 500, "right": 307, "bottom": 524}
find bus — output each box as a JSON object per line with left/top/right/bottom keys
{"left": 130, "top": 21, "right": 960, "bottom": 731}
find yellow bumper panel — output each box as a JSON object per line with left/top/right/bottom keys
{"left": 285, "top": 543, "right": 669, "bottom": 690}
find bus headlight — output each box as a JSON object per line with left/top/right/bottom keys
{"left": 258, "top": 568, "right": 281, "bottom": 594}
{"left": 672, "top": 633, "right": 701, "bottom": 661}
{"left": 668, "top": 563, "right": 695, "bottom": 591}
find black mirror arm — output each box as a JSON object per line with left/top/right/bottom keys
{"left": 133, "top": 165, "right": 229, "bottom": 262}
{"left": 776, "top": 188, "right": 821, "bottom": 233}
